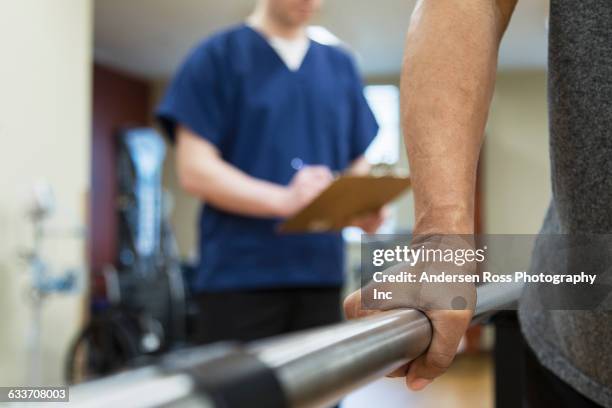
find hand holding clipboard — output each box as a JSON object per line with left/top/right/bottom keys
{"left": 278, "top": 175, "right": 411, "bottom": 233}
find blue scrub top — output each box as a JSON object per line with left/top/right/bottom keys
{"left": 157, "top": 24, "right": 378, "bottom": 292}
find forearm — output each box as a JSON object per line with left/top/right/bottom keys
{"left": 176, "top": 128, "right": 288, "bottom": 218}
{"left": 184, "top": 158, "right": 288, "bottom": 217}
{"left": 402, "top": 0, "right": 516, "bottom": 234}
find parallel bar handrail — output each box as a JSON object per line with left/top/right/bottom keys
{"left": 68, "top": 282, "right": 522, "bottom": 408}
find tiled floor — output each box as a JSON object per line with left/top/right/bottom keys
{"left": 343, "top": 353, "right": 493, "bottom": 408}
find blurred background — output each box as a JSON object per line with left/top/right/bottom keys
{"left": 0, "top": 0, "right": 551, "bottom": 406}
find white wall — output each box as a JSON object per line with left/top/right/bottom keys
{"left": 0, "top": 0, "right": 92, "bottom": 385}
{"left": 484, "top": 71, "right": 551, "bottom": 234}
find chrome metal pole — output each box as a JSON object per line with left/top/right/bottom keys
{"left": 250, "top": 281, "right": 523, "bottom": 407}
{"left": 251, "top": 309, "right": 430, "bottom": 408}
{"left": 68, "top": 283, "right": 522, "bottom": 408}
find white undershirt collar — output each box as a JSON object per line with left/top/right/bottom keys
{"left": 267, "top": 35, "right": 310, "bottom": 71}
{"left": 247, "top": 22, "right": 311, "bottom": 71}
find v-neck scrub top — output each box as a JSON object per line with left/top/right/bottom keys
{"left": 157, "top": 24, "right": 379, "bottom": 292}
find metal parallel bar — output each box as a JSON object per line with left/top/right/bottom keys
{"left": 250, "top": 309, "right": 430, "bottom": 408}
{"left": 68, "top": 283, "right": 522, "bottom": 408}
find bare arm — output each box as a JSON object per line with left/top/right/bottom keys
{"left": 400, "top": 0, "right": 517, "bottom": 389}
{"left": 403, "top": 0, "right": 516, "bottom": 235}
{"left": 344, "top": 0, "right": 517, "bottom": 392}
{"left": 175, "top": 126, "right": 332, "bottom": 218}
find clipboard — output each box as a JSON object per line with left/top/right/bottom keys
{"left": 278, "top": 175, "right": 411, "bottom": 233}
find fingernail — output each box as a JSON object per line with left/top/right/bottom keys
{"left": 409, "top": 378, "right": 432, "bottom": 391}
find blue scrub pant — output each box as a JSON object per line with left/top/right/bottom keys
{"left": 194, "top": 286, "right": 342, "bottom": 344}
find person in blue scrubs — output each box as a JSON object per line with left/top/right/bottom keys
{"left": 157, "top": 0, "right": 382, "bottom": 344}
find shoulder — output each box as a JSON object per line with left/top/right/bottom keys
{"left": 312, "top": 41, "right": 359, "bottom": 76}
{"left": 202, "top": 24, "right": 251, "bottom": 51}
{"left": 183, "top": 25, "right": 250, "bottom": 70}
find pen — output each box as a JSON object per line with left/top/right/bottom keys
{"left": 291, "top": 157, "right": 341, "bottom": 177}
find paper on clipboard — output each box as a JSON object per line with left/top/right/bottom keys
{"left": 278, "top": 175, "right": 411, "bottom": 233}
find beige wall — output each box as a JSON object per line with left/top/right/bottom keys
{"left": 0, "top": 0, "right": 92, "bottom": 385}
{"left": 484, "top": 71, "right": 551, "bottom": 234}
